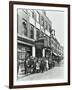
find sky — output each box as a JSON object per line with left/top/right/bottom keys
{"left": 46, "top": 10, "right": 64, "bottom": 46}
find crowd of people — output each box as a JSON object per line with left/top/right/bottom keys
{"left": 17, "top": 54, "right": 63, "bottom": 76}
{"left": 23, "top": 56, "right": 54, "bottom": 75}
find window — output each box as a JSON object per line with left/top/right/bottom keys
{"left": 30, "top": 24, "right": 34, "bottom": 39}
{"left": 17, "top": 48, "right": 26, "bottom": 60}
{"left": 49, "top": 24, "right": 52, "bottom": 34}
{"left": 32, "top": 11, "right": 34, "bottom": 18}
{"left": 17, "top": 14, "right": 18, "bottom": 33}
{"left": 36, "top": 12, "right": 40, "bottom": 23}
{"left": 41, "top": 16, "right": 44, "bottom": 27}
{"left": 40, "top": 31, "right": 44, "bottom": 37}
{"left": 45, "top": 21, "right": 48, "bottom": 29}
{"left": 31, "top": 11, "right": 35, "bottom": 19}
{"left": 22, "top": 20, "right": 27, "bottom": 36}
{"left": 36, "top": 29, "right": 40, "bottom": 40}
{"left": 23, "top": 9, "right": 27, "bottom": 13}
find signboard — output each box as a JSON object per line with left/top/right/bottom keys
{"left": 35, "top": 37, "right": 50, "bottom": 49}
{"left": 35, "top": 39, "right": 44, "bottom": 49}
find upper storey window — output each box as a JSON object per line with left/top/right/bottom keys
{"left": 45, "top": 21, "right": 48, "bottom": 30}
{"left": 31, "top": 11, "right": 36, "bottom": 19}
{"left": 36, "top": 11, "right": 40, "bottom": 23}
{"left": 30, "top": 24, "right": 34, "bottom": 39}
{"left": 22, "top": 20, "right": 28, "bottom": 36}
{"left": 41, "top": 16, "right": 44, "bottom": 27}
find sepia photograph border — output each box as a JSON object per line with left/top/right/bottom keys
{"left": 9, "top": 1, "right": 70, "bottom": 89}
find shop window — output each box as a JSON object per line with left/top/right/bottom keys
{"left": 30, "top": 24, "right": 34, "bottom": 39}
{"left": 17, "top": 51, "right": 22, "bottom": 60}
{"left": 22, "top": 20, "right": 28, "bottom": 36}
{"left": 17, "top": 46, "right": 32, "bottom": 61}
{"left": 17, "top": 48, "right": 26, "bottom": 60}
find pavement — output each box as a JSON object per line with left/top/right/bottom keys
{"left": 18, "top": 61, "right": 64, "bottom": 81}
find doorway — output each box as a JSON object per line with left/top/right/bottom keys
{"left": 36, "top": 48, "right": 42, "bottom": 58}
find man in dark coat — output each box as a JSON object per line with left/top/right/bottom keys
{"left": 40, "top": 59, "right": 44, "bottom": 73}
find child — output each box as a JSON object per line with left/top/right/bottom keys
{"left": 36, "top": 60, "right": 40, "bottom": 73}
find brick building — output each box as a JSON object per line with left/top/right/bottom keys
{"left": 17, "top": 9, "right": 52, "bottom": 59}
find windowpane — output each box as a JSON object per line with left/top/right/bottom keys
{"left": 31, "top": 11, "right": 35, "bottom": 19}
{"left": 41, "top": 16, "right": 44, "bottom": 26}
{"left": 36, "top": 12, "right": 40, "bottom": 23}
{"left": 22, "top": 20, "right": 27, "bottom": 36}
{"left": 17, "top": 52, "right": 22, "bottom": 60}
{"left": 49, "top": 24, "right": 52, "bottom": 33}
{"left": 45, "top": 21, "right": 48, "bottom": 29}
{"left": 30, "top": 25, "right": 34, "bottom": 39}
{"left": 36, "top": 29, "right": 40, "bottom": 39}
{"left": 23, "top": 9, "right": 27, "bottom": 13}
{"left": 40, "top": 31, "right": 44, "bottom": 37}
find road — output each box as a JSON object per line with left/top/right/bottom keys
{"left": 18, "top": 63, "right": 64, "bottom": 81}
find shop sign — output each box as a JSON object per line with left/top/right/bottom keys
{"left": 35, "top": 40, "right": 44, "bottom": 49}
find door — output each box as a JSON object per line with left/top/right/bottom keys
{"left": 36, "top": 48, "right": 42, "bottom": 57}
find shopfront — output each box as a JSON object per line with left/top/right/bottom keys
{"left": 17, "top": 36, "right": 35, "bottom": 75}
{"left": 35, "top": 39, "right": 44, "bottom": 57}
{"left": 17, "top": 43, "right": 32, "bottom": 75}
{"left": 35, "top": 36, "right": 51, "bottom": 58}
{"left": 17, "top": 43, "right": 32, "bottom": 58}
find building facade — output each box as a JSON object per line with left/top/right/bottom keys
{"left": 51, "top": 36, "right": 64, "bottom": 63}
{"left": 17, "top": 9, "right": 52, "bottom": 59}
{"left": 17, "top": 9, "right": 64, "bottom": 74}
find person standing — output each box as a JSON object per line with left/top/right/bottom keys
{"left": 36, "top": 59, "right": 40, "bottom": 73}
{"left": 33, "top": 57, "right": 37, "bottom": 73}
{"left": 24, "top": 59, "right": 27, "bottom": 75}
{"left": 45, "top": 58, "right": 49, "bottom": 71}
{"left": 40, "top": 58, "right": 44, "bottom": 73}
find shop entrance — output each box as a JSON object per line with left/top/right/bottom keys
{"left": 17, "top": 43, "right": 32, "bottom": 76}
{"left": 45, "top": 49, "right": 51, "bottom": 59}
{"left": 36, "top": 48, "right": 42, "bottom": 58}
{"left": 35, "top": 39, "right": 44, "bottom": 58}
